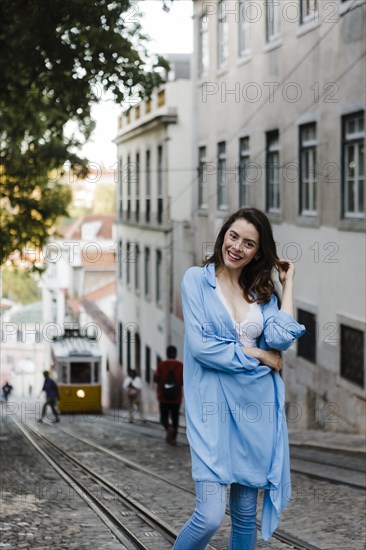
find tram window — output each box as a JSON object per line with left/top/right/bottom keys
{"left": 94, "top": 363, "right": 100, "bottom": 383}
{"left": 70, "top": 362, "right": 91, "bottom": 383}
{"left": 61, "top": 364, "right": 68, "bottom": 383}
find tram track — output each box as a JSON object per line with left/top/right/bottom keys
{"left": 104, "top": 413, "right": 366, "bottom": 491}
{"left": 23, "top": 419, "right": 322, "bottom": 550}
{"left": 14, "top": 411, "right": 364, "bottom": 549}
{"left": 11, "top": 417, "right": 184, "bottom": 550}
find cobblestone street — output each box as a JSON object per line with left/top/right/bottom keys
{"left": 1, "top": 404, "right": 365, "bottom": 549}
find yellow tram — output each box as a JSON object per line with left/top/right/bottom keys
{"left": 51, "top": 328, "right": 102, "bottom": 414}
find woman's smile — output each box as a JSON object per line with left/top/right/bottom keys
{"left": 226, "top": 249, "right": 244, "bottom": 263}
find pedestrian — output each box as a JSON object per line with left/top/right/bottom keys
{"left": 173, "top": 207, "right": 306, "bottom": 549}
{"left": 2, "top": 381, "right": 13, "bottom": 402}
{"left": 154, "top": 345, "right": 183, "bottom": 446}
{"left": 123, "top": 369, "right": 145, "bottom": 422}
{"left": 37, "top": 370, "right": 60, "bottom": 423}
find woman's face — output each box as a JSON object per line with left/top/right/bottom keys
{"left": 221, "top": 218, "right": 260, "bottom": 272}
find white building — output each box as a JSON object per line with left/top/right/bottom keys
{"left": 41, "top": 214, "right": 119, "bottom": 407}
{"left": 114, "top": 54, "right": 193, "bottom": 413}
{"left": 191, "top": 0, "right": 365, "bottom": 432}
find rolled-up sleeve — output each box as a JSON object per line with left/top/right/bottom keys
{"left": 261, "top": 294, "right": 306, "bottom": 351}
{"left": 181, "top": 268, "right": 259, "bottom": 374}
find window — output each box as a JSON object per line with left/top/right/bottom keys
{"left": 156, "top": 250, "right": 162, "bottom": 306}
{"left": 169, "top": 249, "right": 174, "bottom": 314}
{"left": 118, "top": 157, "right": 123, "bottom": 220}
{"left": 126, "top": 330, "right": 131, "bottom": 372}
{"left": 199, "top": 14, "right": 209, "bottom": 78}
{"left": 157, "top": 89, "right": 165, "bottom": 107}
{"left": 135, "top": 333, "right": 141, "bottom": 376}
{"left": 297, "top": 309, "right": 316, "bottom": 363}
{"left": 198, "top": 146, "right": 208, "bottom": 209}
{"left": 94, "top": 362, "right": 100, "bottom": 383}
{"left": 266, "top": 130, "right": 280, "bottom": 212}
{"left": 145, "top": 345, "right": 151, "bottom": 383}
{"left": 300, "top": 0, "right": 319, "bottom": 24}
{"left": 61, "top": 363, "right": 68, "bottom": 383}
{"left": 239, "top": 137, "right": 251, "bottom": 206}
{"left": 70, "top": 362, "right": 91, "bottom": 384}
{"left": 118, "top": 322, "right": 123, "bottom": 366}
{"left": 157, "top": 145, "right": 163, "bottom": 224}
{"left": 135, "top": 244, "right": 140, "bottom": 291}
{"left": 218, "top": 0, "right": 229, "bottom": 68}
{"left": 135, "top": 152, "right": 140, "bottom": 222}
{"left": 144, "top": 247, "right": 150, "bottom": 297}
{"left": 266, "top": 0, "right": 280, "bottom": 42}
{"left": 146, "top": 150, "right": 151, "bottom": 223}
{"left": 341, "top": 325, "right": 364, "bottom": 387}
{"left": 238, "top": 0, "right": 250, "bottom": 56}
{"left": 126, "top": 241, "right": 131, "bottom": 286}
{"left": 299, "top": 123, "right": 317, "bottom": 215}
{"left": 342, "top": 112, "right": 364, "bottom": 218}
{"left": 127, "top": 154, "right": 131, "bottom": 220}
{"left": 217, "top": 141, "right": 228, "bottom": 209}
{"left": 118, "top": 239, "right": 123, "bottom": 279}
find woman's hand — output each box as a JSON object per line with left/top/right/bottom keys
{"left": 278, "top": 259, "right": 295, "bottom": 286}
{"left": 242, "top": 347, "right": 282, "bottom": 372}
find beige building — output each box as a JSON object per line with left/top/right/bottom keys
{"left": 191, "top": 0, "right": 365, "bottom": 432}
{"left": 114, "top": 54, "right": 193, "bottom": 413}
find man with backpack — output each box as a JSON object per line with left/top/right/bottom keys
{"left": 154, "top": 345, "right": 183, "bottom": 446}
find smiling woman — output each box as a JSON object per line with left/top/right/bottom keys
{"left": 206, "top": 207, "right": 286, "bottom": 305}
{"left": 174, "top": 207, "right": 306, "bottom": 550}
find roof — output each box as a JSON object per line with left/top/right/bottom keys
{"left": 81, "top": 282, "right": 116, "bottom": 302}
{"left": 51, "top": 335, "right": 101, "bottom": 360}
{"left": 81, "top": 300, "right": 116, "bottom": 342}
{"left": 165, "top": 53, "right": 191, "bottom": 79}
{"left": 7, "top": 301, "right": 43, "bottom": 323}
{"left": 62, "top": 215, "right": 115, "bottom": 240}
{"left": 81, "top": 250, "right": 116, "bottom": 271}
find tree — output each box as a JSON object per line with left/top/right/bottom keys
{"left": 0, "top": 0, "right": 168, "bottom": 267}
{"left": 92, "top": 184, "right": 116, "bottom": 214}
{"left": 1, "top": 267, "right": 41, "bottom": 304}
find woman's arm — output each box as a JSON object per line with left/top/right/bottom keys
{"left": 258, "top": 260, "right": 306, "bottom": 351}
{"left": 278, "top": 260, "right": 295, "bottom": 316}
{"left": 242, "top": 346, "right": 282, "bottom": 372}
{"left": 181, "top": 268, "right": 259, "bottom": 374}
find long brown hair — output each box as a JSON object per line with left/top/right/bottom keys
{"left": 203, "top": 207, "right": 283, "bottom": 304}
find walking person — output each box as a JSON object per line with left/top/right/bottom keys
{"left": 2, "top": 381, "right": 13, "bottom": 402}
{"left": 174, "top": 207, "right": 306, "bottom": 549}
{"left": 123, "top": 369, "right": 145, "bottom": 422}
{"left": 38, "top": 370, "right": 60, "bottom": 423}
{"left": 154, "top": 345, "right": 183, "bottom": 446}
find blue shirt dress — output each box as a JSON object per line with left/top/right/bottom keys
{"left": 181, "top": 263, "right": 306, "bottom": 541}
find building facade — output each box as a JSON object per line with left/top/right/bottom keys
{"left": 41, "top": 215, "right": 119, "bottom": 408}
{"left": 191, "top": 0, "right": 365, "bottom": 432}
{"left": 114, "top": 54, "right": 193, "bottom": 413}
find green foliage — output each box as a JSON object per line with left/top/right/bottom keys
{"left": 0, "top": 0, "right": 169, "bottom": 267}
{"left": 1, "top": 267, "right": 41, "bottom": 304}
{"left": 92, "top": 184, "right": 116, "bottom": 214}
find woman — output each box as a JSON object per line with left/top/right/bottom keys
{"left": 174, "top": 208, "right": 306, "bottom": 550}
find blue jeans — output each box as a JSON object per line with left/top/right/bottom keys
{"left": 173, "top": 481, "right": 258, "bottom": 550}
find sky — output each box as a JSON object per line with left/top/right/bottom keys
{"left": 80, "top": 1, "right": 193, "bottom": 167}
